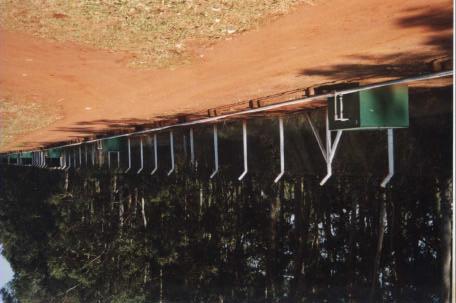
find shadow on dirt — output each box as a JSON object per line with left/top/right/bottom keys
{"left": 297, "top": 5, "right": 453, "bottom": 81}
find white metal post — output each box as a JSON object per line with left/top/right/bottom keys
{"left": 84, "top": 145, "right": 88, "bottom": 167}
{"left": 381, "top": 128, "right": 395, "bottom": 188}
{"left": 167, "top": 131, "right": 175, "bottom": 176}
{"left": 79, "top": 146, "right": 82, "bottom": 167}
{"left": 61, "top": 151, "right": 66, "bottom": 170}
{"left": 238, "top": 120, "right": 248, "bottom": 181}
{"left": 151, "top": 134, "right": 158, "bottom": 175}
{"left": 320, "top": 109, "right": 333, "bottom": 185}
{"left": 190, "top": 128, "right": 195, "bottom": 165}
{"left": 137, "top": 137, "right": 144, "bottom": 174}
{"left": 306, "top": 113, "right": 327, "bottom": 162}
{"left": 97, "top": 141, "right": 102, "bottom": 168}
{"left": 42, "top": 151, "right": 46, "bottom": 168}
{"left": 210, "top": 124, "right": 219, "bottom": 179}
{"left": 319, "top": 107, "right": 343, "bottom": 186}
{"left": 92, "top": 144, "right": 95, "bottom": 166}
{"left": 274, "top": 117, "right": 285, "bottom": 183}
{"left": 125, "top": 137, "right": 131, "bottom": 173}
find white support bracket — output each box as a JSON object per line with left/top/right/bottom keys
{"left": 59, "top": 154, "right": 64, "bottom": 170}
{"left": 91, "top": 144, "right": 96, "bottom": 167}
{"left": 306, "top": 109, "right": 343, "bottom": 186}
{"left": 274, "top": 117, "right": 285, "bottom": 183}
{"left": 61, "top": 151, "right": 66, "bottom": 170}
{"left": 137, "top": 137, "right": 144, "bottom": 174}
{"left": 42, "top": 151, "right": 47, "bottom": 168}
{"left": 84, "top": 144, "right": 88, "bottom": 167}
{"left": 73, "top": 148, "right": 77, "bottom": 168}
{"left": 124, "top": 137, "right": 131, "bottom": 173}
{"left": 380, "top": 128, "right": 395, "bottom": 188}
{"left": 190, "top": 128, "right": 195, "bottom": 165}
{"left": 78, "top": 146, "right": 82, "bottom": 167}
{"left": 238, "top": 120, "right": 248, "bottom": 181}
{"left": 151, "top": 134, "right": 158, "bottom": 175}
{"left": 308, "top": 107, "right": 395, "bottom": 187}
{"left": 167, "top": 131, "right": 175, "bottom": 176}
{"left": 210, "top": 124, "right": 219, "bottom": 179}
{"left": 97, "top": 141, "right": 103, "bottom": 167}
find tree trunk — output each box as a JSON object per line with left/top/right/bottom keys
{"left": 439, "top": 177, "right": 452, "bottom": 303}
{"left": 266, "top": 185, "right": 281, "bottom": 302}
{"left": 159, "top": 267, "right": 164, "bottom": 303}
{"left": 290, "top": 178, "right": 309, "bottom": 300}
{"left": 348, "top": 191, "right": 357, "bottom": 302}
{"left": 369, "top": 192, "right": 387, "bottom": 302}
{"left": 64, "top": 170, "right": 69, "bottom": 192}
{"left": 119, "top": 193, "right": 124, "bottom": 228}
{"left": 141, "top": 196, "right": 147, "bottom": 228}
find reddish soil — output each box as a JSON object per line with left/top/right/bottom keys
{"left": 0, "top": 0, "right": 452, "bottom": 151}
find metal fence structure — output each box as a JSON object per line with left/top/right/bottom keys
{"left": 1, "top": 70, "right": 453, "bottom": 188}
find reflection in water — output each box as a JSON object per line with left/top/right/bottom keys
{"left": 0, "top": 87, "right": 452, "bottom": 302}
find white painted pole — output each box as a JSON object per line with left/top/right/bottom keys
{"left": 124, "top": 137, "right": 131, "bottom": 173}
{"left": 238, "top": 120, "right": 248, "bottom": 181}
{"left": 190, "top": 128, "right": 195, "bottom": 165}
{"left": 167, "top": 131, "right": 175, "bottom": 176}
{"left": 137, "top": 137, "right": 144, "bottom": 174}
{"left": 274, "top": 117, "right": 285, "bottom": 183}
{"left": 151, "top": 134, "right": 158, "bottom": 175}
{"left": 210, "top": 125, "right": 219, "bottom": 179}
{"left": 380, "top": 129, "right": 394, "bottom": 188}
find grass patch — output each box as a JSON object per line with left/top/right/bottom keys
{"left": 0, "top": 0, "right": 301, "bottom": 68}
{"left": 0, "top": 98, "right": 62, "bottom": 150}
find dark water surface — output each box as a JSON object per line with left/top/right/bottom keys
{"left": 0, "top": 87, "right": 452, "bottom": 302}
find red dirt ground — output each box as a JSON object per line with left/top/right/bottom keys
{"left": 0, "top": 0, "right": 452, "bottom": 151}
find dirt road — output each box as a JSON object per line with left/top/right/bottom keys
{"left": 0, "top": 0, "right": 452, "bottom": 151}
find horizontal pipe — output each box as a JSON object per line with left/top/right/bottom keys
{"left": 3, "top": 71, "right": 452, "bottom": 155}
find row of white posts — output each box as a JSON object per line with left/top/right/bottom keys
{"left": 3, "top": 109, "right": 395, "bottom": 187}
